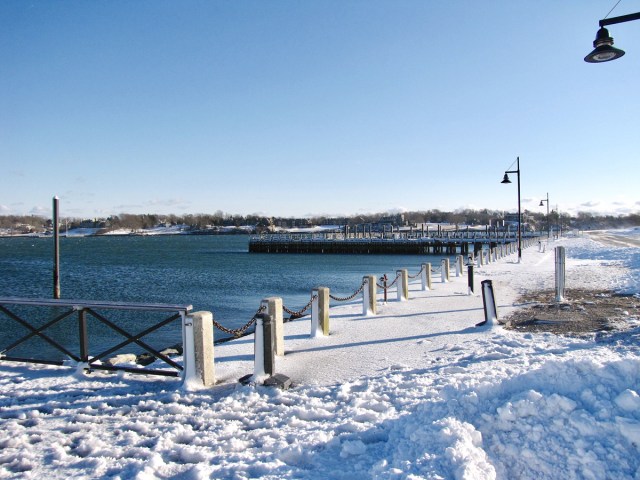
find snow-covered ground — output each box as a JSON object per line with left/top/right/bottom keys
{"left": 1, "top": 232, "right": 639, "bottom": 479}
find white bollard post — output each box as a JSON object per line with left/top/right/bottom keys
{"left": 181, "top": 311, "right": 196, "bottom": 387}
{"left": 310, "top": 289, "right": 321, "bottom": 338}
{"left": 420, "top": 263, "right": 430, "bottom": 291}
{"left": 182, "top": 311, "right": 215, "bottom": 388}
{"left": 477, "top": 280, "right": 499, "bottom": 326}
{"left": 253, "top": 315, "right": 266, "bottom": 378}
{"left": 318, "top": 287, "right": 330, "bottom": 336}
{"left": 456, "top": 255, "right": 463, "bottom": 277}
{"left": 396, "top": 269, "right": 408, "bottom": 301}
{"left": 262, "top": 297, "right": 284, "bottom": 356}
{"left": 362, "top": 275, "right": 377, "bottom": 316}
{"left": 555, "top": 246, "right": 566, "bottom": 302}
{"left": 441, "top": 259, "right": 447, "bottom": 283}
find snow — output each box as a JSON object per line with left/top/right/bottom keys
{"left": 1, "top": 231, "right": 639, "bottom": 479}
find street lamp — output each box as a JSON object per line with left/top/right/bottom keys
{"left": 501, "top": 157, "right": 522, "bottom": 263}
{"left": 585, "top": 11, "right": 640, "bottom": 63}
{"left": 539, "top": 193, "right": 550, "bottom": 239}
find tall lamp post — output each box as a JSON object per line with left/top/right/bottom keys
{"left": 585, "top": 11, "right": 640, "bottom": 62}
{"left": 501, "top": 157, "right": 522, "bottom": 263}
{"left": 539, "top": 193, "right": 550, "bottom": 239}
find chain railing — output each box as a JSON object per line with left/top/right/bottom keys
{"left": 329, "top": 278, "right": 367, "bottom": 302}
{"left": 407, "top": 265, "right": 425, "bottom": 279}
{"left": 211, "top": 305, "right": 265, "bottom": 338}
{"left": 283, "top": 294, "right": 317, "bottom": 319}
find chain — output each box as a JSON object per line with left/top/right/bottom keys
{"left": 211, "top": 305, "right": 265, "bottom": 337}
{"left": 329, "top": 278, "right": 367, "bottom": 302}
{"left": 283, "top": 294, "right": 317, "bottom": 318}
{"left": 386, "top": 272, "right": 401, "bottom": 288}
{"left": 408, "top": 265, "right": 425, "bottom": 279}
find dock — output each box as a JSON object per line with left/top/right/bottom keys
{"left": 249, "top": 231, "right": 541, "bottom": 255}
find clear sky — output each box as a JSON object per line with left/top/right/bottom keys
{"left": 1, "top": 1, "right": 639, "bottom": 220}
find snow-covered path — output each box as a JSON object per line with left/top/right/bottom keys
{"left": 1, "top": 233, "right": 639, "bottom": 479}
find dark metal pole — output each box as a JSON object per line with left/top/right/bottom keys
{"left": 546, "top": 193, "right": 550, "bottom": 239}
{"left": 53, "top": 196, "right": 60, "bottom": 299}
{"left": 79, "top": 308, "right": 89, "bottom": 362}
{"left": 516, "top": 157, "right": 522, "bottom": 262}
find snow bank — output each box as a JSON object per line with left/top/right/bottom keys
{"left": 0, "top": 232, "right": 638, "bottom": 479}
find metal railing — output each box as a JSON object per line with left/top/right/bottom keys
{"left": 0, "top": 297, "right": 192, "bottom": 377}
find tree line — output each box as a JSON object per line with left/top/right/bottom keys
{"left": 1, "top": 209, "right": 639, "bottom": 234}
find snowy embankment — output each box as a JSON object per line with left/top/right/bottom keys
{"left": 1, "top": 233, "right": 639, "bottom": 479}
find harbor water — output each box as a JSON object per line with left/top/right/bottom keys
{"left": 0, "top": 235, "right": 454, "bottom": 360}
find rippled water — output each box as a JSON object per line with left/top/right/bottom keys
{"left": 0, "top": 235, "right": 452, "bottom": 359}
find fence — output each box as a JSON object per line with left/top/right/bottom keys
{"left": 2, "top": 233, "right": 549, "bottom": 389}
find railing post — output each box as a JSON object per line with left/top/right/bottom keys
{"left": 420, "top": 263, "right": 429, "bottom": 291}
{"left": 78, "top": 308, "right": 89, "bottom": 363}
{"left": 363, "top": 275, "right": 376, "bottom": 315}
{"left": 477, "top": 279, "right": 499, "bottom": 326}
{"left": 381, "top": 274, "right": 388, "bottom": 302}
{"left": 262, "top": 297, "right": 284, "bottom": 355}
{"left": 440, "top": 259, "right": 449, "bottom": 283}
{"left": 181, "top": 310, "right": 196, "bottom": 384}
{"left": 250, "top": 313, "right": 274, "bottom": 378}
{"left": 310, "top": 287, "right": 329, "bottom": 337}
{"left": 396, "top": 269, "right": 408, "bottom": 301}
{"left": 310, "top": 289, "right": 320, "bottom": 338}
{"left": 555, "top": 246, "right": 566, "bottom": 302}
{"left": 240, "top": 312, "right": 290, "bottom": 389}
{"left": 262, "top": 313, "right": 275, "bottom": 376}
{"left": 184, "top": 311, "right": 215, "bottom": 388}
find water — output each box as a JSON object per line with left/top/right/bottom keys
{"left": 0, "top": 235, "right": 452, "bottom": 360}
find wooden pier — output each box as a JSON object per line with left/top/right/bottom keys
{"left": 249, "top": 232, "right": 541, "bottom": 255}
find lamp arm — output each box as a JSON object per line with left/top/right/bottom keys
{"left": 600, "top": 12, "right": 640, "bottom": 27}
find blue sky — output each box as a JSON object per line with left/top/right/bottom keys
{"left": 1, "top": 1, "right": 639, "bottom": 219}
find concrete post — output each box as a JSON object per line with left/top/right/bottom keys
{"left": 252, "top": 313, "right": 275, "bottom": 379}
{"left": 396, "top": 269, "right": 408, "bottom": 301}
{"left": 311, "top": 287, "right": 330, "bottom": 336}
{"left": 477, "top": 280, "right": 499, "bottom": 326}
{"left": 455, "top": 255, "right": 463, "bottom": 277}
{"left": 310, "top": 289, "right": 321, "bottom": 338}
{"left": 555, "top": 246, "right": 566, "bottom": 302}
{"left": 441, "top": 259, "right": 449, "bottom": 283}
{"left": 261, "top": 297, "right": 284, "bottom": 356}
{"left": 420, "top": 263, "right": 430, "bottom": 291}
{"left": 183, "top": 311, "right": 215, "bottom": 388}
{"left": 362, "top": 275, "right": 376, "bottom": 315}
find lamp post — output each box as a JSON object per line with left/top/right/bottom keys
{"left": 585, "top": 11, "right": 640, "bottom": 63}
{"left": 539, "top": 193, "right": 550, "bottom": 239}
{"left": 501, "top": 157, "right": 522, "bottom": 263}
